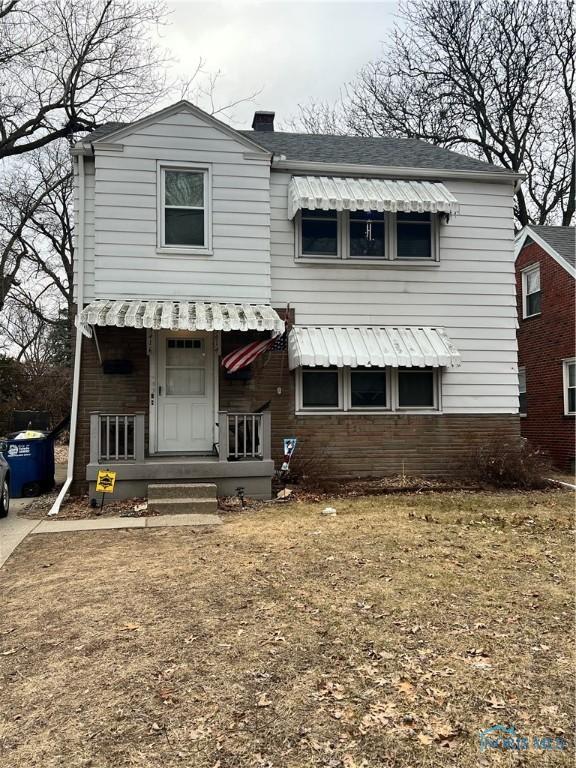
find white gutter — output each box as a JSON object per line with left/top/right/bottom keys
{"left": 272, "top": 157, "right": 525, "bottom": 183}
{"left": 48, "top": 154, "right": 85, "bottom": 516}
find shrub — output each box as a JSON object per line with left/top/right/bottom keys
{"left": 463, "top": 436, "right": 552, "bottom": 489}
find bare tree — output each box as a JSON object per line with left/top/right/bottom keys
{"left": 297, "top": 0, "right": 575, "bottom": 226}
{"left": 0, "top": 151, "right": 70, "bottom": 312}
{"left": 0, "top": 0, "right": 168, "bottom": 160}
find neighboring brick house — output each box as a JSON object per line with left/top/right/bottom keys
{"left": 515, "top": 226, "right": 576, "bottom": 472}
{"left": 53, "top": 100, "right": 523, "bottom": 503}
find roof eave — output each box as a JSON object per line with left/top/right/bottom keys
{"left": 271, "top": 157, "right": 524, "bottom": 183}
{"left": 515, "top": 225, "right": 576, "bottom": 278}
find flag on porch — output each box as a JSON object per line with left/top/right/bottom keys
{"left": 221, "top": 333, "right": 285, "bottom": 373}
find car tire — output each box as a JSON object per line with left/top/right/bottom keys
{"left": 0, "top": 479, "right": 9, "bottom": 518}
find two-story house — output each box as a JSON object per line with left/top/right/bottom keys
{"left": 54, "top": 100, "right": 522, "bottom": 505}
{"left": 515, "top": 226, "right": 575, "bottom": 472}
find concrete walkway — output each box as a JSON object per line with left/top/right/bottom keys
{"left": 0, "top": 499, "right": 37, "bottom": 568}
{"left": 32, "top": 513, "right": 222, "bottom": 533}
{"left": 0, "top": 507, "right": 221, "bottom": 568}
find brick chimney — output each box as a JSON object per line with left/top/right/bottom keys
{"left": 251, "top": 111, "right": 275, "bottom": 132}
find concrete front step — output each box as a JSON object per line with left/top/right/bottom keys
{"left": 147, "top": 497, "right": 218, "bottom": 515}
{"left": 148, "top": 482, "right": 217, "bottom": 500}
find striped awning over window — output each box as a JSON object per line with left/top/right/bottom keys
{"left": 288, "top": 326, "right": 461, "bottom": 369}
{"left": 77, "top": 300, "right": 285, "bottom": 337}
{"left": 288, "top": 176, "right": 460, "bottom": 219}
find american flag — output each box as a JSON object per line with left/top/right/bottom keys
{"left": 222, "top": 333, "right": 286, "bottom": 373}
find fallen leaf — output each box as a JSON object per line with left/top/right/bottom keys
{"left": 119, "top": 623, "right": 140, "bottom": 631}
{"left": 1, "top": 648, "right": 17, "bottom": 656}
{"left": 395, "top": 680, "right": 416, "bottom": 697}
{"left": 417, "top": 733, "right": 434, "bottom": 746}
{"left": 256, "top": 693, "right": 272, "bottom": 707}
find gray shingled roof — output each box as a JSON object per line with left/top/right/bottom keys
{"left": 86, "top": 122, "right": 127, "bottom": 141}
{"left": 84, "top": 120, "right": 512, "bottom": 176}
{"left": 527, "top": 225, "right": 576, "bottom": 269}
{"left": 239, "top": 130, "right": 511, "bottom": 175}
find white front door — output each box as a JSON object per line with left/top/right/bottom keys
{"left": 156, "top": 331, "right": 214, "bottom": 453}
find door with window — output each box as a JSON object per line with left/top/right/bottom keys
{"left": 156, "top": 332, "right": 214, "bottom": 453}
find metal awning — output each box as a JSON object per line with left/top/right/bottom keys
{"left": 78, "top": 300, "right": 285, "bottom": 337}
{"left": 287, "top": 176, "right": 460, "bottom": 219}
{"left": 288, "top": 326, "right": 461, "bottom": 369}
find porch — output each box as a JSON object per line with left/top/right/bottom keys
{"left": 86, "top": 411, "right": 274, "bottom": 499}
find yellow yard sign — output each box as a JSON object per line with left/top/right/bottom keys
{"left": 96, "top": 469, "right": 116, "bottom": 494}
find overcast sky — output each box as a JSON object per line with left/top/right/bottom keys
{"left": 160, "top": 0, "right": 398, "bottom": 128}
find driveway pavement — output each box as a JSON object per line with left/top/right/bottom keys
{"left": 0, "top": 499, "right": 37, "bottom": 568}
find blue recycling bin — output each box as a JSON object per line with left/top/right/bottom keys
{"left": 2, "top": 435, "right": 55, "bottom": 498}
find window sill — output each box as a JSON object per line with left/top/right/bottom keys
{"left": 295, "top": 409, "right": 442, "bottom": 416}
{"left": 156, "top": 246, "right": 213, "bottom": 257}
{"left": 522, "top": 312, "right": 541, "bottom": 320}
{"left": 295, "top": 256, "right": 440, "bottom": 267}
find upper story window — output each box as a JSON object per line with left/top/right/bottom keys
{"left": 297, "top": 210, "right": 437, "bottom": 262}
{"left": 350, "top": 211, "right": 386, "bottom": 259}
{"left": 522, "top": 264, "right": 541, "bottom": 318}
{"left": 563, "top": 358, "right": 575, "bottom": 415}
{"left": 396, "top": 213, "right": 432, "bottom": 259}
{"left": 301, "top": 209, "right": 339, "bottom": 257}
{"left": 159, "top": 164, "right": 211, "bottom": 253}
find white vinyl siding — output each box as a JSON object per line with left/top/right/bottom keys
{"left": 272, "top": 174, "right": 518, "bottom": 414}
{"left": 73, "top": 156, "right": 95, "bottom": 301}
{"left": 90, "top": 108, "right": 271, "bottom": 303}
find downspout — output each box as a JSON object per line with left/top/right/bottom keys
{"left": 48, "top": 152, "right": 85, "bottom": 515}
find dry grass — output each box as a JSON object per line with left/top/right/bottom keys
{"left": 1, "top": 490, "right": 574, "bottom": 767}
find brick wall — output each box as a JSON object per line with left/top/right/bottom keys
{"left": 73, "top": 324, "right": 521, "bottom": 493}
{"left": 516, "top": 242, "right": 575, "bottom": 471}
{"left": 72, "top": 327, "right": 149, "bottom": 493}
{"left": 220, "top": 334, "right": 520, "bottom": 478}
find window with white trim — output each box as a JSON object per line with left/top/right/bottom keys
{"left": 518, "top": 367, "right": 527, "bottom": 416}
{"left": 160, "top": 166, "right": 209, "bottom": 249}
{"left": 297, "top": 210, "right": 437, "bottom": 261}
{"left": 522, "top": 264, "right": 541, "bottom": 318}
{"left": 298, "top": 366, "right": 439, "bottom": 412}
{"left": 563, "top": 358, "right": 575, "bottom": 415}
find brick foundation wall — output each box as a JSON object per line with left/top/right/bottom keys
{"left": 516, "top": 242, "right": 575, "bottom": 471}
{"left": 220, "top": 333, "right": 520, "bottom": 478}
{"left": 72, "top": 327, "right": 149, "bottom": 494}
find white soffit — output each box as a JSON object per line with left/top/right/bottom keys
{"left": 288, "top": 326, "right": 461, "bottom": 369}
{"left": 288, "top": 176, "right": 460, "bottom": 219}
{"left": 78, "top": 300, "right": 285, "bottom": 337}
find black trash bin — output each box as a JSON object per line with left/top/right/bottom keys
{"left": 2, "top": 433, "right": 55, "bottom": 498}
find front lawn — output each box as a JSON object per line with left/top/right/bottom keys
{"left": 0, "top": 491, "right": 573, "bottom": 767}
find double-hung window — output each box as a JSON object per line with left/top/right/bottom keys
{"left": 298, "top": 209, "right": 436, "bottom": 261}
{"left": 349, "top": 211, "right": 386, "bottom": 259}
{"left": 298, "top": 366, "right": 438, "bottom": 412}
{"left": 563, "top": 359, "right": 575, "bottom": 415}
{"left": 396, "top": 212, "right": 433, "bottom": 259}
{"left": 522, "top": 264, "right": 541, "bottom": 318}
{"left": 160, "top": 165, "right": 210, "bottom": 251}
{"left": 518, "top": 367, "right": 527, "bottom": 416}
{"left": 301, "top": 209, "right": 339, "bottom": 257}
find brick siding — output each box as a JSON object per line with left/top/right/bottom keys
{"left": 73, "top": 324, "right": 520, "bottom": 493}
{"left": 220, "top": 331, "right": 520, "bottom": 478}
{"left": 72, "top": 327, "right": 149, "bottom": 494}
{"left": 516, "top": 242, "right": 575, "bottom": 471}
